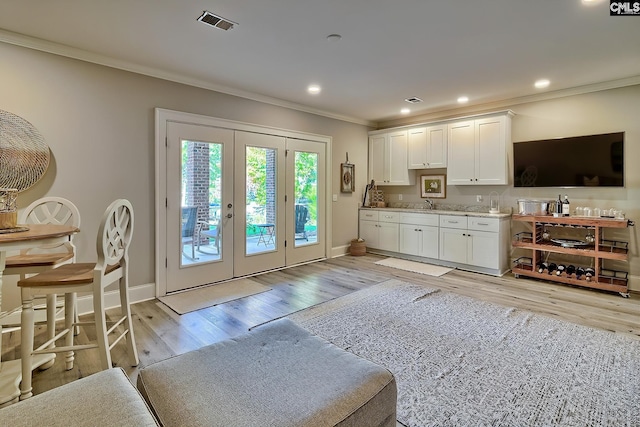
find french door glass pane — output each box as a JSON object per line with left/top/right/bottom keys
{"left": 294, "top": 151, "right": 318, "bottom": 247}
{"left": 181, "top": 140, "right": 222, "bottom": 266}
{"left": 246, "top": 146, "right": 277, "bottom": 255}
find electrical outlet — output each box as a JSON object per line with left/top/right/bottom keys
{"left": 398, "top": 194, "right": 403, "bottom": 201}
{"left": 332, "top": 194, "right": 337, "bottom": 202}
{"left": 476, "top": 195, "right": 483, "bottom": 203}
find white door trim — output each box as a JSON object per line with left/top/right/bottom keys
{"left": 155, "top": 108, "right": 332, "bottom": 297}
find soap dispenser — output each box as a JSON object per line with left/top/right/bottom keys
{"left": 489, "top": 191, "right": 500, "bottom": 214}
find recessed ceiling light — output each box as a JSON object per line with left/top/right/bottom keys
{"left": 457, "top": 96, "right": 469, "bottom": 104}
{"left": 307, "top": 84, "right": 321, "bottom": 95}
{"left": 400, "top": 108, "right": 411, "bottom": 114}
{"left": 535, "top": 79, "right": 550, "bottom": 89}
{"left": 326, "top": 34, "right": 342, "bottom": 42}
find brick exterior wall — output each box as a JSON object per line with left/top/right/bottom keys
{"left": 266, "top": 150, "right": 276, "bottom": 224}
{"left": 185, "top": 142, "right": 210, "bottom": 242}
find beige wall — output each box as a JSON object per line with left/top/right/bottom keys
{"left": 379, "top": 85, "right": 640, "bottom": 290}
{"left": 0, "top": 42, "right": 371, "bottom": 310}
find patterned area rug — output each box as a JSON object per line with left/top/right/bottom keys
{"left": 288, "top": 279, "right": 640, "bottom": 427}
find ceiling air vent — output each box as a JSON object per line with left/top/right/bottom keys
{"left": 197, "top": 11, "right": 237, "bottom": 31}
{"left": 404, "top": 97, "right": 423, "bottom": 104}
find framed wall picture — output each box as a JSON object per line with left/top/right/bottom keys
{"left": 420, "top": 174, "right": 446, "bottom": 198}
{"left": 340, "top": 163, "right": 355, "bottom": 193}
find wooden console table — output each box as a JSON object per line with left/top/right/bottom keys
{"left": 511, "top": 214, "right": 633, "bottom": 297}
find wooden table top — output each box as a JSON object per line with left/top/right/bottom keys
{"left": 0, "top": 224, "right": 79, "bottom": 244}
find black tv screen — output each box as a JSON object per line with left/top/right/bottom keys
{"left": 513, "top": 132, "right": 624, "bottom": 187}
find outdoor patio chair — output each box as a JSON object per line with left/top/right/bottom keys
{"left": 295, "top": 204, "right": 309, "bottom": 241}
{"left": 181, "top": 206, "right": 199, "bottom": 260}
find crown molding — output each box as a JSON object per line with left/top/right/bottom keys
{"left": 376, "top": 75, "right": 640, "bottom": 129}
{"left": 2, "top": 29, "right": 637, "bottom": 130}
{"left": 0, "top": 29, "right": 375, "bottom": 127}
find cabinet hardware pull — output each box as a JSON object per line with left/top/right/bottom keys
{"left": 477, "top": 222, "right": 489, "bottom": 226}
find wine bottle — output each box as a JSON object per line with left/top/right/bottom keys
{"left": 547, "top": 263, "right": 557, "bottom": 275}
{"left": 565, "top": 264, "right": 576, "bottom": 277}
{"left": 537, "top": 262, "right": 548, "bottom": 274}
{"left": 585, "top": 267, "right": 595, "bottom": 282}
{"left": 555, "top": 264, "right": 566, "bottom": 276}
{"left": 556, "top": 194, "right": 563, "bottom": 215}
{"left": 562, "top": 195, "right": 570, "bottom": 217}
{"left": 576, "top": 266, "right": 585, "bottom": 279}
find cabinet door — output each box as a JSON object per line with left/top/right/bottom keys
{"left": 475, "top": 116, "right": 507, "bottom": 185}
{"left": 359, "top": 220, "right": 379, "bottom": 249}
{"left": 426, "top": 124, "right": 448, "bottom": 168}
{"left": 378, "top": 222, "right": 399, "bottom": 252}
{"left": 407, "top": 128, "right": 427, "bottom": 169}
{"left": 368, "top": 134, "right": 387, "bottom": 184}
{"left": 447, "top": 120, "right": 476, "bottom": 185}
{"left": 439, "top": 227, "right": 468, "bottom": 263}
{"left": 468, "top": 229, "right": 499, "bottom": 269}
{"left": 419, "top": 225, "right": 439, "bottom": 258}
{"left": 400, "top": 223, "right": 420, "bottom": 255}
{"left": 387, "top": 131, "right": 410, "bottom": 185}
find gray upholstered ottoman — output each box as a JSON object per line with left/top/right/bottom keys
{"left": 0, "top": 368, "right": 158, "bottom": 427}
{"left": 137, "top": 318, "right": 396, "bottom": 427}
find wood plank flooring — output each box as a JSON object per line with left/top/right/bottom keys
{"left": 3, "top": 253, "right": 639, "bottom": 398}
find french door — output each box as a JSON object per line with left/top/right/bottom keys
{"left": 161, "top": 118, "right": 327, "bottom": 294}
{"left": 233, "top": 132, "right": 326, "bottom": 277}
{"left": 165, "top": 122, "right": 234, "bottom": 292}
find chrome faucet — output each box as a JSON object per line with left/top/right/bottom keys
{"left": 424, "top": 199, "right": 434, "bottom": 210}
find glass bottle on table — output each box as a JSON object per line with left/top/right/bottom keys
{"left": 562, "top": 195, "right": 570, "bottom": 217}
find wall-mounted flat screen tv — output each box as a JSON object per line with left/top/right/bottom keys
{"left": 513, "top": 132, "right": 624, "bottom": 187}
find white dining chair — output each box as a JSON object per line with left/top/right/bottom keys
{"left": 1, "top": 197, "right": 81, "bottom": 340}
{"left": 18, "top": 199, "right": 139, "bottom": 401}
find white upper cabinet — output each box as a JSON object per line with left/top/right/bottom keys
{"left": 447, "top": 112, "right": 512, "bottom": 185}
{"left": 407, "top": 124, "right": 447, "bottom": 169}
{"left": 368, "top": 130, "right": 415, "bottom": 185}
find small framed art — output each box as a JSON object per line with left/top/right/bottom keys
{"left": 420, "top": 174, "right": 446, "bottom": 198}
{"left": 340, "top": 163, "right": 355, "bottom": 193}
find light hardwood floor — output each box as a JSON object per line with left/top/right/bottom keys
{"left": 3, "top": 253, "right": 639, "bottom": 398}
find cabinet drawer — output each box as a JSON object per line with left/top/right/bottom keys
{"left": 400, "top": 212, "right": 439, "bottom": 227}
{"left": 378, "top": 211, "right": 400, "bottom": 223}
{"left": 468, "top": 217, "right": 500, "bottom": 232}
{"left": 359, "top": 210, "right": 379, "bottom": 221}
{"left": 440, "top": 215, "right": 467, "bottom": 229}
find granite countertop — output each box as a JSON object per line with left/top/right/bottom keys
{"left": 359, "top": 202, "right": 512, "bottom": 218}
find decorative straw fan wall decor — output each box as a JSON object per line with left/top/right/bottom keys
{"left": 0, "top": 109, "right": 50, "bottom": 192}
{"left": 0, "top": 109, "right": 50, "bottom": 229}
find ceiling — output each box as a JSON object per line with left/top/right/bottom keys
{"left": 1, "top": 1, "right": 639, "bottom": 125}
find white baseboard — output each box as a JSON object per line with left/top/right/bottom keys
{"left": 76, "top": 282, "right": 157, "bottom": 316}
{"left": 331, "top": 244, "right": 350, "bottom": 258}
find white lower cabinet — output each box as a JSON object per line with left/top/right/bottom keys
{"left": 359, "top": 209, "right": 510, "bottom": 276}
{"left": 439, "top": 215, "right": 508, "bottom": 272}
{"left": 399, "top": 213, "right": 439, "bottom": 258}
{"left": 359, "top": 210, "right": 399, "bottom": 252}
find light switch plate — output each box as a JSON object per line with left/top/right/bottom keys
{"left": 332, "top": 194, "right": 337, "bottom": 202}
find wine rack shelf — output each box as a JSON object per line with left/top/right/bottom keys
{"left": 511, "top": 214, "right": 634, "bottom": 296}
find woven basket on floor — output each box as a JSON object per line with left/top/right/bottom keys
{"left": 350, "top": 239, "right": 366, "bottom": 256}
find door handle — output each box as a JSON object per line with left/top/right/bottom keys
{"left": 227, "top": 203, "right": 233, "bottom": 208}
